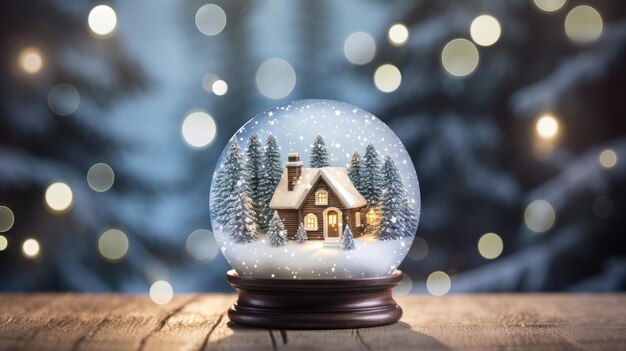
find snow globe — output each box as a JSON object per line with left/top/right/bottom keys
{"left": 210, "top": 99, "right": 420, "bottom": 329}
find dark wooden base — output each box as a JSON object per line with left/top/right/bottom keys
{"left": 226, "top": 269, "right": 403, "bottom": 329}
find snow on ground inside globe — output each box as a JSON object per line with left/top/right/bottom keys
{"left": 217, "top": 233, "right": 411, "bottom": 279}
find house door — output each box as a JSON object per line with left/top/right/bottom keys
{"left": 326, "top": 210, "right": 340, "bottom": 238}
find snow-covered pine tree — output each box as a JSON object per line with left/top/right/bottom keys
{"left": 213, "top": 141, "right": 245, "bottom": 226}
{"left": 379, "top": 156, "right": 409, "bottom": 240}
{"left": 260, "top": 135, "right": 283, "bottom": 230}
{"left": 268, "top": 211, "right": 287, "bottom": 247}
{"left": 340, "top": 225, "right": 356, "bottom": 250}
{"left": 361, "top": 144, "right": 382, "bottom": 205}
{"left": 295, "top": 222, "right": 307, "bottom": 243}
{"left": 211, "top": 165, "right": 228, "bottom": 225}
{"left": 245, "top": 133, "right": 264, "bottom": 229}
{"left": 226, "top": 186, "right": 259, "bottom": 243}
{"left": 347, "top": 149, "right": 364, "bottom": 195}
{"left": 310, "top": 134, "right": 330, "bottom": 168}
{"left": 401, "top": 198, "right": 417, "bottom": 238}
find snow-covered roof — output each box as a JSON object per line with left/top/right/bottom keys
{"left": 269, "top": 167, "right": 367, "bottom": 210}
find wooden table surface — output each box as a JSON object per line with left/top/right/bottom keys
{"left": 0, "top": 294, "right": 624, "bottom": 350}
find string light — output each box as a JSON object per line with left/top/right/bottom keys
{"left": 426, "top": 271, "right": 451, "bottom": 296}
{"left": 255, "top": 58, "right": 296, "bottom": 99}
{"left": 565, "top": 5, "right": 603, "bottom": 45}
{"left": 532, "top": 0, "right": 567, "bottom": 13}
{"left": 48, "top": 84, "right": 80, "bottom": 116}
{"left": 535, "top": 114, "right": 559, "bottom": 140}
{"left": 195, "top": 4, "right": 227, "bottom": 36}
{"left": 212, "top": 80, "right": 228, "bottom": 96}
{"left": 150, "top": 280, "right": 173, "bottom": 305}
{"left": 44, "top": 181, "right": 73, "bottom": 213}
{"left": 87, "top": 163, "right": 115, "bottom": 192}
{"left": 388, "top": 24, "right": 409, "bottom": 46}
{"left": 524, "top": 200, "right": 556, "bottom": 233}
{"left": 0, "top": 206, "right": 15, "bottom": 232}
{"left": 441, "top": 38, "right": 479, "bottom": 77}
{"left": 0, "top": 235, "right": 7, "bottom": 251}
{"left": 22, "top": 238, "right": 40, "bottom": 258}
{"left": 88, "top": 5, "right": 117, "bottom": 37}
{"left": 98, "top": 229, "right": 129, "bottom": 261}
{"left": 477, "top": 233, "right": 503, "bottom": 259}
{"left": 343, "top": 32, "right": 376, "bottom": 65}
{"left": 470, "top": 15, "right": 501, "bottom": 47}
{"left": 373, "top": 64, "right": 402, "bottom": 93}
{"left": 598, "top": 149, "right": 618, "bottom": 169}
{"left": 181, "top": 111, "right": 217, "bottom": 148}
{"left": 186, "top": 229, "right": 218, "bottom": 262}
{"left": 201, "top": 74, "right": 219, "bottom": 93}
{"left": 18, "top": 47, "right": 43, "bottom": 74}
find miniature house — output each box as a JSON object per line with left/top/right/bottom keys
{"left": 269, "top": 153, "right": 367, "bottom": 246}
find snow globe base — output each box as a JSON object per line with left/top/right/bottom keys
{"left": 226, "top": 269, "right": 403, "bottom": 329}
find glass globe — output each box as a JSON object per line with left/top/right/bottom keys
{"left": 210, "top": 99, "right": 420, "bottom": 279}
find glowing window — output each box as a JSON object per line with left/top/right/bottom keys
{"left": 355, "top": 212, "right": 361, "bottom": 227}
{"left": 304, "top": 214, "right": 318, "bottom": 230}
{"left": 366, "top": 209, "right": 376, "bottom": 225}
{"left": 315, "top": 190, "right": 328, "bottom": 205}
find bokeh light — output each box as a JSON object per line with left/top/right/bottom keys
{"left": 598, "top": 148, "right": 617, "bottom": 169}
{"left": 186, "top": 229, "right": 218, "bottom": 262}
{"left": 0, "top": 235, "right": 7, "bottom": 251}
{"left": 592, "top": 196, "right": 614, "bottom": 218}
{"left": 44, "top": 181, "right": 73, "bottom": 213}
{"left": 0, "top": 206, "right": 15, "bottom": 232}
{"left": 565, "top": 5, "right": 603, "bottom": 45}
{"left": 470, "top": 15, "right": 501, "bottom": 47}
{"left": 441, "top": 38, "right": 479, "bottom": 77}
{"left": 524, "top": 200, "right": 556, "bottom": 233}
{"left": 150, "top": 280, "right": 173, "bottom": 305}
{"left": 88, "top": 5, "right": 117, "bottom": 37}
{"left": 532, "top": 0, "right": 567, "bottom": 13}
{"left": 201, "top": 74, "right": 219, "bottom": 93}
{"left": 22, "top": 238, "right": 40, "bottom": 258}
{"left": 181, "top": 111, "right": 217, "bottom": 148}
{"left": 373, "top": 64, "right": 401, "bottom": 93}
{"left": 48, "top": 84, "right": 80, "bottom": 116}
{"left": 536, "top": 114, "right": 559, "bottom": 140}
{"left": 18, "top": 47, "right": 43, "bottom": 74}
{"left": 255, "top": 58, "right": 296, "bottom": 99}
{"left": 195, "top": 4, "right": 227, "bottom": 36}
{"left": 98, "top": 229, "right": 129, "bottom": 261}
{"left": 343, "top": 32, "right": 376, "bottom": 65}
{"left": 426, "top": 271, "right": 451, "bottom": 296}
{"left": 212, "top": 79, "right": 228, "bottom": 96}
{"left": 393, "top": 273, "right": 413, "bottom": 296}
{"left": 87, "top": 163, "right": 115, "bottom": 192}
{"left": 388, "top": 23, "right": 409, "bottom": 46}
{"left": 408, "top": 236, "right": 429, "bottom": 260}
{"left": 478, "top": 232, "right": 503, "bottom": 259}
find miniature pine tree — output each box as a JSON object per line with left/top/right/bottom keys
{"left": 340, "top": 225, "right": 356, "bottom": 250}
{"left": 260, "top": 135, "right": 283, "bottom": 230}
{"left": 226, "top": 180, "right": 259, "bottom": 243}
{"left": 379, "top": 156, "right": 410, "bottom": 240}
{"left": 347, "top": 149, "right": 363, "bottom": 194}
{"left": 245, "top": 133, "right": 265, "bottom": 229}
{"left": 268, "top": 211, "right": 288, "bottom": 247}
{"left": 213, "top": 141, "right": 245, "bottom": 226}
{"left": 310, "top": 134, "right": 330, "bottom": 168}
{"left": 401, "top": 198, "right": 418, "bottom": 238}
{"left": 295, "top": 222, "right": 307, "bottom": 243}
{"left": 360, "top": 143, "right": 382, "bottom": 205}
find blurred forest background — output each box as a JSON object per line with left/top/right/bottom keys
{"left": 1, "top": 0, "right": 625, "bottom": 296}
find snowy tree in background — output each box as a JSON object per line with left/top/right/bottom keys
{"left": 360, "top": 144, "right": 382, "bottom": 205}
{"left": 340, "top": 225, "right": 355, "bottom": 250}
{"left": 347, "top": 150, "right": 363, "bottom": 195}
{"left": 268, "top": 211, "right": 287, "bottom": 247}
{"left": 226, "top": 180, "right": 258, "bottom": 243}
{"left": 260, "top": 135, "right": 282, "bottom": 230}
{"left": 310, "top": 134, "right": 330, "bottom": 168}
{"left": 213, "top": 141, "right": 245, "bottom": 226}
{"left": 245, "top": 133, "right": 264, "bottom": 228}
{"left": 211, "top": 166, "right": 228, "bottom": 225}
{"left": 379, "top": 156, "right": 410, "bottom": 240}
{"left": 295, "top": 222, "right": 307, "bottom": 243}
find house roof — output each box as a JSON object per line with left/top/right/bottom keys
{"left": 269, "top": 167, "right": 367, "bottom": 210}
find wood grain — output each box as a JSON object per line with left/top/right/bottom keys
{"left": 0, "top": 294, "right": 624, "bottom": 350}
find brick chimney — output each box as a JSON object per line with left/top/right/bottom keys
{"left": 286, "top": 153, "right": 302, "bottom": 191}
